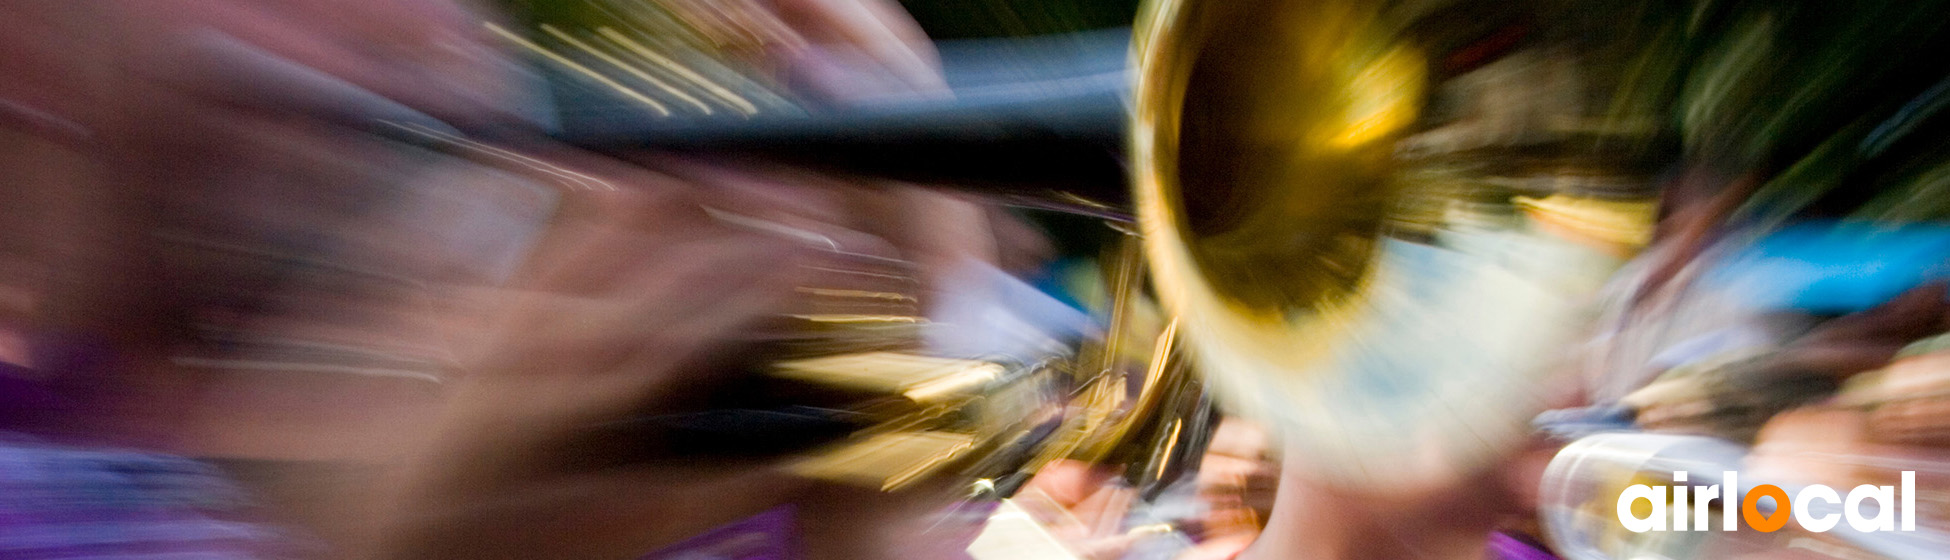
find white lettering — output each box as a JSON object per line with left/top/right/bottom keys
{"left": 1724, "top": 472, "right": 1739, "bottom": 531}
{"left": 1616, "top": 471, "right": 1919, "bottom": 533}
{"left": 1793, "top": 485, "right": 1840, "bottom": 532}
{"left": 1673, "top": 473, "right": 1689, "bottom": 531}
{"left": 1903, "top": 471, "right": 1916, "bottom": 531}
{"left": 1694, "top": 485, "right": 1718, "bottom": 530}
{"left": 1619, "top": 484, "right": 1666, "bottom": 533}
{"left": 1845, "top": 484, "right": 1896, "bottom": 532}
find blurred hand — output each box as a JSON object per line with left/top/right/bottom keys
{"left": 372, "top": 151, "right": 1018, "bottom": 560}
{"left": 1195, "top": 419, "right": 1279, "bottom": 530}
{"left": 456, "top": 194, "right": 803, "bottom": 441}
{"left": 370, "top": 157, "right": 864, "bottom": 559}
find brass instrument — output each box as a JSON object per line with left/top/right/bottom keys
{"left": 474, "top": 0, "right": 1211, "bottom": 499}
{"left": 1126, "top": 0, "right": 1950, "bottom": 533}
{"left": 1132, "top": 0, "right": 1657, "bottom": 489}
{"left": 488, "top": 0, "right": 1645, "bottom": 495}
{"left": 495, "top": 0, "right": 1950, "bottom": 506}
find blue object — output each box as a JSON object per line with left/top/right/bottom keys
{"left": 1704, "top": 222, "right": 1950, "bottom": 314}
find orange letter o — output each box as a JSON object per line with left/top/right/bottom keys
{"left": 1741, "top": 484, "right": 1791, "bottom": 532}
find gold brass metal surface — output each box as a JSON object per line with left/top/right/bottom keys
{"left": 1131, "top": 0, "right": 1651, "bottom": 488}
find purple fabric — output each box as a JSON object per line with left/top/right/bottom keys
{"left": 0, "top": 435, "right": 285, "bottom": 559}
{"left": 0, "top": 337, "right": 297, "bottom": 559}
{"left": 1488, "top": 531, "right": 1560, "bottom": 560}
{"left": 641, "top": 506, "right": 799, "bottom": 560}
{"left": 0, "top": 362, "right": 63, "bottom": 428}
{"left": 0, "top": 332, "right": 121, "bottom": 434}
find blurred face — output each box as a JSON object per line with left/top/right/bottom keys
{"left": 15, "top": 1, "right": 1021, "bottom": 557}
{"left": 4, "top": 0, "right": 548, "bottom": 455}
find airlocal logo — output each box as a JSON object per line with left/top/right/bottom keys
{"left": 1617, "top": 471, "right": 1917, "bottom": 533}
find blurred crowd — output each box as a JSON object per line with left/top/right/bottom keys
{"left": 5, "top": 1, "right": 1950, "bottom": 560}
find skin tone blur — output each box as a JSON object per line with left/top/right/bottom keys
{"left": 2, "top": 0, "right": 1026, "bottom": 558}
{"left": 367, "top": 155, "right": 993, "bottom": 559}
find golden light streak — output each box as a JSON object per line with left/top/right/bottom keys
{"left": 392, "top": 122, "right": 617, "bottom": 191}
{"left": 598, "top": 26, "right": 761, "bottom": 116}
{"left": 1153, "top": 419, "right": 1182, "bottom": 479}
{"left": 540, "top": 24, "right": 714, "bottom": 115}
{"left": 484, "top": 22, "right": 670, "bottom": 116}
{"left": 795, "top": 287, "right": 920, "bottom": 302}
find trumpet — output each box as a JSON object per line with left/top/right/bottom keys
{"left": 460, "top": 0, "right": 1950, "bottom": 514}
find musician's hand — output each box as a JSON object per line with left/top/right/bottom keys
{"left": 476, "top": 207, "right": 791, "bottom": 428}
{"left": 369, "top": 159, "right": 875, "bottom": 559}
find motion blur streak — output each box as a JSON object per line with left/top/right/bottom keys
{"left": 6, "top": 1, "right": 1950, "bottom": 560}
